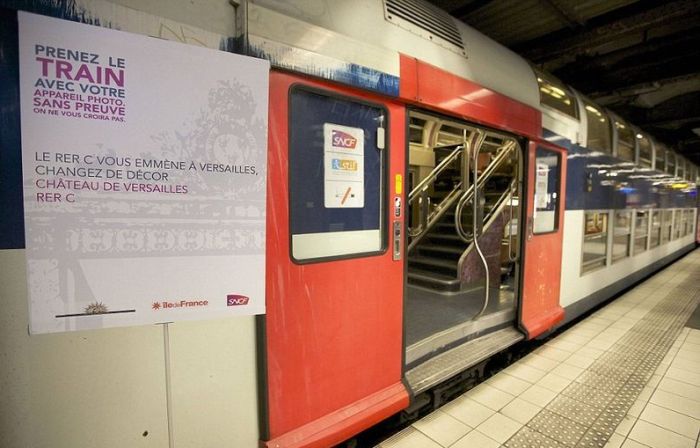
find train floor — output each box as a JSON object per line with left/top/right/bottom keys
{"left": 406, "top": 286, "right": 515, "bottom": 346}
{"left": 379, "top": 249, "right": 700, "bottom": 448}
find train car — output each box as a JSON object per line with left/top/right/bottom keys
{"left": 0, "top": 1, "right": 697, "bottom": 448}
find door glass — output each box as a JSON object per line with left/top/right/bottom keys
{"left": 289, "top": 88, "right": 386, "bottom": 262}
{"left": 533, "top": 147, "right": 560, "bottom": 234}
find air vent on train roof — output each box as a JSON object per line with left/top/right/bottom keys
{"left": 384, "top": 0, "right": 466, "bottom": 56}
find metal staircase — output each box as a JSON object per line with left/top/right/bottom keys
{"left": 407, "top": 133, "right": 518, "bottom": 293}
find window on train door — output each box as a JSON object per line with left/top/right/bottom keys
{"left": 288, "top": 86, "right": 387, "bottom": 262}
{"left": 533, "top": 147, "right": 560, "bottom": 234}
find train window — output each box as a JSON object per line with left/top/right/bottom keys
{"left": 655, "top": 145, "right": 666, "bottom": 172}
{"left": 612, "top": 210, "right": 632, "bottom": 263}
{"left": 288, "top": 87, "right": 387, "bottom": 262}
{"left": 661, "top": 210, "right": 673, "bottom": 244}
{"left": 684, "top": 209, "right": 694, "bottom": 236}
{"left": 614, "top": 120, "right": 635, "bottom": 161}
{"left": 636, "top": 133, "right": 652, "bottom": 168}
{"left": 582, "top": 211, "right": 608, "bottom": 273}
{"left": 535, "top": 71, "right": 578, "bottom": 118}
{"left": 672, "top": 210, "right": 682, "bottom": 240}
{"left": 583, "top": 100, "right": 611, "bottom": 153}
{"left": 649, "top": 210, "right": 661, "bottom": 248}
{"left": 634, "top": 210, "right": 649, "bottom": 255}
{"left": 677, "top": 157, "right": 686, "bottom": 180}
{"left": 666, "top": 152, "right": 676, "bottom": 176}
{"left": 533, "top": 147, "right": 560, "bottom": 233}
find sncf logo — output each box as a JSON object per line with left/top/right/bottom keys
{"left": 332, "top": 130, "right": 357, "bottom": 149}
{"left": 227, "top": 294, "right": 249, "bottom": 306}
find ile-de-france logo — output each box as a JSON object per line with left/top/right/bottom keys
{"left": 331, "top": 130, "right": 357, "bottom": 149}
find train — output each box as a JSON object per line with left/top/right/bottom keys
{"left": 0, "top": 0, "right": 697, "bottom": 447}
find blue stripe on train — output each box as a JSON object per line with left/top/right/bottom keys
{"left": 248, "top": 44, "right": 401, "bottom": 97}
{"left": 543, "top": 130, "right": 697, "bottom": 211}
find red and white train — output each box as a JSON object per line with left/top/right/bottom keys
{"left": 0, "top": 1, "right": 697, "bottom": 447}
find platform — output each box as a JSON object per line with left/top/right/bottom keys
{"left": 379, "top": 249, "right": 700, "bottom": 448}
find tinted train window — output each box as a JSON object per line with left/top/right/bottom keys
{"left": 533, "top": 147, "right": 560, "bottom": 233}
{"left": 655, "top": 146, "right": 666, "bottom": 172}
{"left": 672, "top": 210, "right": 682, "bottom": 239}
{"left": 661, "top": 210, "right": 673, "bottom": 243}
{"left": 582, "top": 211, "right": 608, "bottom": 273}
{"left": 636, "top": 133, "right": 652, "bottom": 168}
{"left": 649, "top": 210, "right": 661, "bottom": 248}
{"left": 686, "top": 209, "right": 696, "bottom": 236}
{"left": 583, "top": 100, "right": 611, "bottom": 153}
{"left": 536, "top": 71, "right": 578, "bottom": 118}
{"left": 666, "top": 152, "right": 676, "bottom": 176}
{"left": 634, "top": 210, "right": 649, "bottom": 255}
{"left": 288, "top": 87, "right": 386, "bottom": 262}
{"left": 614, "top": 120, "right": 635, "bottom": 161}
{"left": 612, "top": 210, "right": 631, "bottom": 263}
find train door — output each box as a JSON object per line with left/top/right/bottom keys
{"left": 259, "top": 72, "right": 408, "bottom": 447}
{"left": 519, "top": 141, "right": 566, "bottom": 338}
{"left": 404, "top": 111, "right": 525, "bottom": 395}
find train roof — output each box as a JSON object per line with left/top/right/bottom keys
{"left": 246, "top": 0, "right": 541, "bottom": 109}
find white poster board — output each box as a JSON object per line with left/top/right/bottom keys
{"left": 323, "top": 123, "right": 364, "bottom": 208}
{"left": 18, "top": 12, "right": 269, "bottom": 333}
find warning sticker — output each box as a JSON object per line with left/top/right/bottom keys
{"left": 324, "top": 123, "right": 364, "bottom": 208}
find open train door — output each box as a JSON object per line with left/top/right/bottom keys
{"left": 519, "top": 140, "right": 566, "bottom": 338}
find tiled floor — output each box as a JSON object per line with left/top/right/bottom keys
{"left": 379, "top": 250, "right": 700, "bottom": 448}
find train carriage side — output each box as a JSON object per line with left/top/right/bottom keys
{"left": 535, "top": 75, "right": 699, "bottom": 325}
{"left": 3, "top": 1, "right": 696, "bottom": 448}
{"left": 249, "top": 1, "right": 572, "bottom": 445}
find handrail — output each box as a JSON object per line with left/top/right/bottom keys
{"left": 454, "top": 140, "right": 517, "bottom": 241}
{"left": 408, "top": 145, "right": 463, "bottom": 203}
{"left": 407, "top": 143, "right": 466, "bottom": 249}
{"left": 470, "top": 131, "right": 490, "bottom": 320}
{"left": 456, "top": 180, "right": 517, "bottom": 271}
{"left": 507, "top": 149, "right": 520, "bottom": 262}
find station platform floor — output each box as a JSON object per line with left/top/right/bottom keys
{"left": 379, "top": 249, "right": 700, "bottom": 448}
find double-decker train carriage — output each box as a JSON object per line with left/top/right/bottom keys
{"left": 0, "top": 1, "right": 697, "bottom": 447}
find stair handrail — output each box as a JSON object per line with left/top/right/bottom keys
{"left": 454, "top": 139, "right": 517, "bottom": 242}
{"left": 507, "top": 178, "right": 519, "bottom": 263}
{"left": 456, "top": 180, "right": 517, "bottom": 275}
{"left": 407, "top": 143, "right": 465, "bottom": 247}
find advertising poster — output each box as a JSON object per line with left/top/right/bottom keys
{"left": 18, "top": 12, "right": 269, "bottom": 333}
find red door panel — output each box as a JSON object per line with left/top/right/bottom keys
{"left": 520, "top": 140, "right": 566, "bottom": 338}
{"left": 262, "top": 72, "right": 408, "bottom": 447}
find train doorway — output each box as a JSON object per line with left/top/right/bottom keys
{"left": 404, "top": 111, "right": 525, "bottom": 392}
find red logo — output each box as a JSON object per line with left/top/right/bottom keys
{"left": 331, "top": 130, "right": 357, "bottom": 149}
{"left": 152, "top": 302, "right": 161, "bottom": 310}
{"left": 227, "top": 295, "right": 249, "bottom": 306}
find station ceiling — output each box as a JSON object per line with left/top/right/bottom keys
{"left": 426, "top": 0, "right": 700, "bottom": 166}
